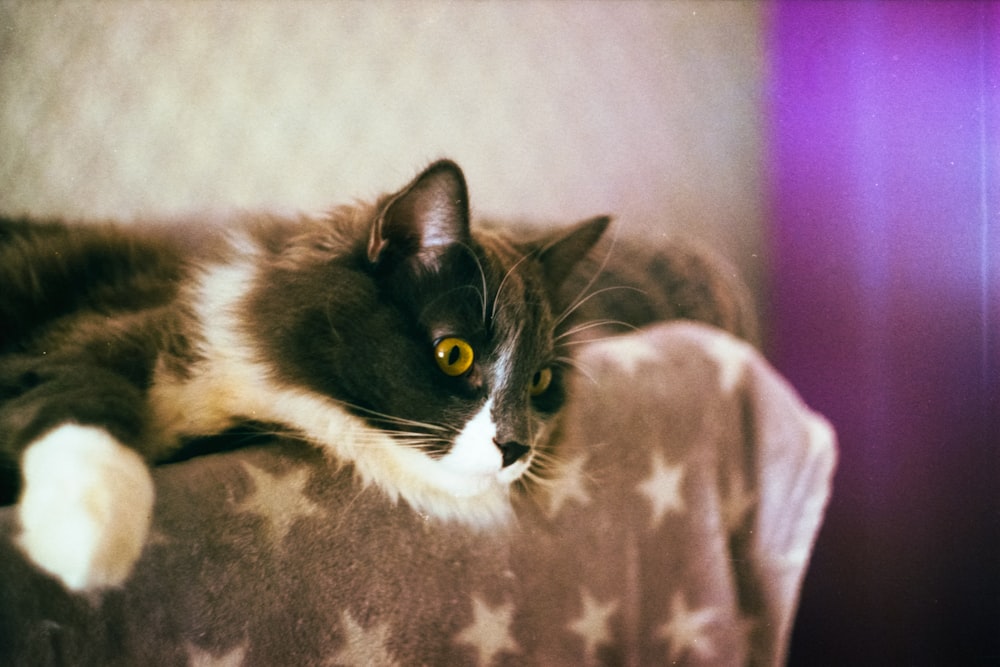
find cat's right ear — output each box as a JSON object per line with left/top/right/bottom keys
{"left": 536, "top": 215, "right": 611, "bottom": 289}
{"left": 367, "top": 160, "right": 471, "bottom": 272}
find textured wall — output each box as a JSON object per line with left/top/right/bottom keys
{"left": 0, "top": 0, "right": 764, "bottom": 290}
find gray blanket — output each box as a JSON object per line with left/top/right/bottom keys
{"left": 0, "top": 322, "right": 835, "bottom": 666}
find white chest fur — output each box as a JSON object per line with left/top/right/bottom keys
{"left": 149, "top": 256, "right": 517, "bottom": 527}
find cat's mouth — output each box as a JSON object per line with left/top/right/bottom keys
{"left": 497, "top": 455, "right": 532, "bottom": 485}
{"left": 430, "top": 399, "right": 535, "bottom": 495}
{"left": 435, "top": 436, "right": 532, "bottom": 494}
{"left": 434, "top": 453, "right": 532, "bottom": 498}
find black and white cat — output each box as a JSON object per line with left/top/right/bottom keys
{"left": 0, "top": 160, "right": 614, "bottom": 591}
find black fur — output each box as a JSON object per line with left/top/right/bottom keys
{"left": 0, "top": 161, "right": 607, "bottom": 503}
{"left": 0, "top": 220, "right": 192, "bottom": 501}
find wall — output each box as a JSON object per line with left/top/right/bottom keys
{"left": 0, "top": 0, "right": 765, "bottom": 295}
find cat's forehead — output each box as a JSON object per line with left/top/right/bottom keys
{"left": 479, "top": 231, "right": 540, "bottom": 296}
{"left": 480, "top": 242, "right": 554, "bottom": 352}
{"left": 417, "top": 228, "right": 556, "bottom": 358}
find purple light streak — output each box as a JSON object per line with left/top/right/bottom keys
{"left": 765, "top": 2, "right": 999, "bottom": 663}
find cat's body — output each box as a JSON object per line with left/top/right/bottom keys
{"left": 1, "top": 161, "right": 615, "bottom": 591}
{"left": 0, "top": 160, "right": 756, "bottom": 593}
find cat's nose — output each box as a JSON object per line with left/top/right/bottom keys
{"left": 494, "top": 439, "right": 530, "bottom": 468}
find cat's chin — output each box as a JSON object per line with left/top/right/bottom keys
{"left": 435, "top": 458, "right": 531, "bottom": 499}
{"left": 342, "top": 411, "right": 530, "bottom": 526}
{"left": 393, "top": 398, "right": 531, "bottom": 524}
{"left": 355, "top": 442, "right": 523, "bottom": 528}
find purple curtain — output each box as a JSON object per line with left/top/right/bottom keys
{"left": 765, "top": 2, "right": 999, "bottom": 664}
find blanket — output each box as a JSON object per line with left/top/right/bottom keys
{"left": 0, "top": 322, "right": 835, "bottom": 666}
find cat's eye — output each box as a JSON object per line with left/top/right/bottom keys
{"left": 529, "top": 367, "right": 553, "bottom": 397}
{"left": 434, "top": 337, "right": 475, "bottom": 377}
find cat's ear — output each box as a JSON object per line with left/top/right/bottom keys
{"left": 367, "top": 160, "right": 471, "bottom": 270}
{"left": 537, "top": 215, "right": 611, "bottom": 289}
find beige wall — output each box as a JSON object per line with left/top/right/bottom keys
{"left": 0, "top": 0, "right": 764, "bottom": 290}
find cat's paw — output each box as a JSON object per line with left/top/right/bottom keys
{"left": 16, "top": 424, "right": 154, "bottom": 592}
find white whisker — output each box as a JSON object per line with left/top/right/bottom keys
{"left": 555, "top": 355, "right": 598, "bottom": 385}
{"left": 456, "top": 241, "right": 490, "bottom": 325}
{"left": 418, "top": 283, "right": 486, "bottom": 325}
{"left": 294, "top": 427, "right": 448, "bottom": 453}
{"left": 553, "top": 222, "right": 621, "bottom": 326}
{"left": 555, "top": 318, "right": 639, "bottom": 342}
{"left": 335, "top": 401, "right": 454, "bottom": 434}
{"left": 490, "top": 250, "right": 536, "bottom": 323}
{"left": 559, "top": 334, "right": 635, "bottom": 347}
{"left": 553, "top": 285, "right": 647, "bottom": 328}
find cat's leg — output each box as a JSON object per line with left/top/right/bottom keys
{"left": 0, "top": 361, "right": 154, "bottom": 591}
{"left": 18, "top": 423, "right": 153, "bottom": 591}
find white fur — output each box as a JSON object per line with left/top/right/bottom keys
{"left": 148, "top": 249, "right": 521, "bottom": 527}
{"left": 441, "top": 400, "right": 502, "bottom": 480}
{"left": 492, "top": 337, "right": 517, "bottom": 394}
{"left": 436, "top": 399, "right": 533, "bottom": 493}
{"left": 17, "top": 424, "right": 154, "bottom": 591}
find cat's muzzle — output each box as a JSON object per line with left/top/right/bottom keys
{"left": 495, "top": 439, "right": 530, "bottom": 468}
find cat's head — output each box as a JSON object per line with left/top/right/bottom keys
{"left": 250, "top": 160, "right": 608, "bottom": 522}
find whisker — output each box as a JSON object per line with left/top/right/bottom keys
{"left": 521, "top": 449, "right": 569, "bottom": 494}
{"left": 558, "top": 334, "right": 638, "bottom": 348}
{"left": 335, "top": 484, "right": 374, "bottom": 533}
{"left": 490, "top": 250, "right": 536, "bottom": 323}
{"left": 335, "top": 401, "right": 455, "bottom": 434}
{"left": 555, "top": 318, "right": 639, "bottom": 342}
{"left": 456, "top": 241, "right": 490, "bottom": 326}
{"left": 554, "top": 222, "right": 621, "bottom": 325}
{"left": 528, "top": 449, "right": 563, "bottom": 473}
{"left": 319, "top": 428, "right": 448, "bottom": 453}
{"left": 387, "top": 439, "right": 448, "bottom": 452}
{"left": 359, "top": 429, "right": 444, "bottom": 440}
{"left": 418, "top": 284, "right": 485, "bottom": 325}
{"left": 555, "top": 355, "right": 598, "bottom": 385}
{"left": 553, "top": 285, "right": 647, "bottom": 328}
{"left": 516, "top": 470, "right": 549, "bottom": 500}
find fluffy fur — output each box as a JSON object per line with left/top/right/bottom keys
{"left": 17, "top": 424, "right": 153, "bottom": 591}
{"left": 0, "top": 160, "right": 610, "bottom": 589}
{"left": 1, "top": 159, "right": 758, "bottom": 592}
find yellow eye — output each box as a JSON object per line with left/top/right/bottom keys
{"left": 434, "top": 337, "right": 475, "bottom": 377}
{"left": 529, "top": 367, "right": 553, "bottom": 396}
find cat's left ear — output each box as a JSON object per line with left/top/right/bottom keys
{"left": 536, "top": 215, "right": 611, "bottom": 289}
{"left": 367, "top": 160, "right": 471, "bottom": 270}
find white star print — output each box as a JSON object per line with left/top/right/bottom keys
{"left": 235, "top": 463, "right": 324, "bottom": 546}
{"left": 591, "top": 336, "right": 661, "bottom": 376}
{"left": 700, "top": 333, "right": 751, "bottom": 394}
{"left": 454, "top": 596, "right": 520, "bottom": 666}
{"left": 637, "top": 452, "right": 686, "bottom": 527}
{"left": 185, "top": 642, "right": 247, "bottom": 667}
{"left": 567, "top": 589, "right": 618, "bottom": 664}
{"left": 546, "top": 454, "right": 591, "bottom": 518}
{"left": 328, "top": 610, "right": 399, "bottom": 667}
{"left": 657, "top": 592, "right": 722, "bottom": 663}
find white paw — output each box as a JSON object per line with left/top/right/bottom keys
{"left": 17, "top": 424, "right": 154, "bottom": 591}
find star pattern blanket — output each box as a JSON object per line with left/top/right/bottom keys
{"left": 0, "top": 322, "right": 835, "bottom": 666}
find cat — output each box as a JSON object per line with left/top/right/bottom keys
{"left": 0, "top": 160, "right": 620, "bottom": 592}
{"left": 0, "top": 159, "right": 757, "bottom": 593}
